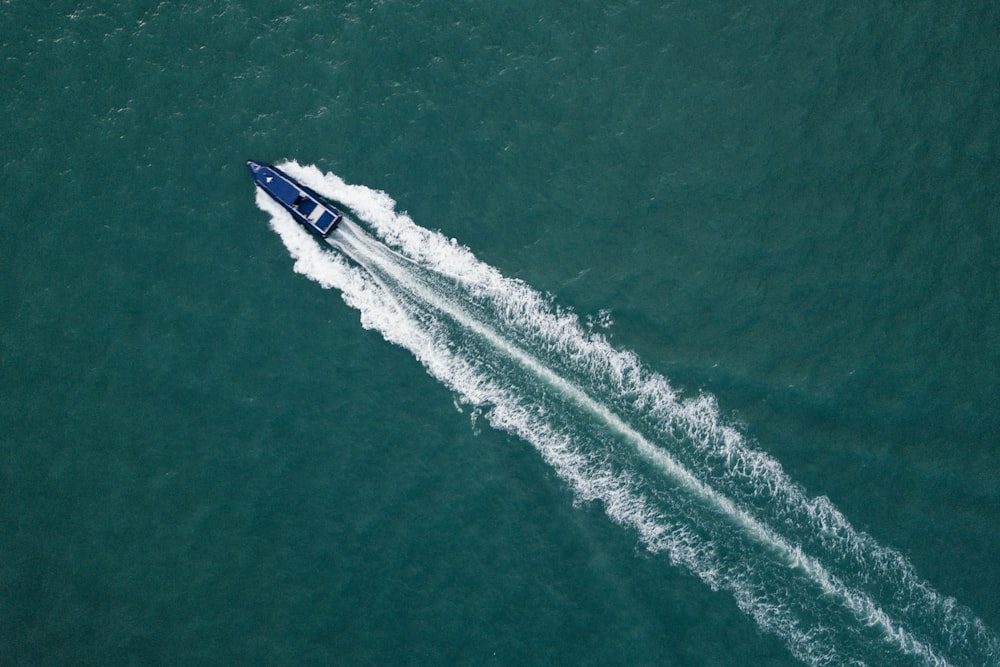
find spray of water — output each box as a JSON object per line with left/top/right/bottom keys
{"left": 253, "top": 162, "right": 998, "bottom": 666}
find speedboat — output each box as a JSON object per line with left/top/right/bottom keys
{"left": 246, "top": 160, "right": 343, "bottom": 237}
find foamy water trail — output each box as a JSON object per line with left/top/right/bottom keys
{"left": 253, "top": 162, "right": 998, "bottom": 666}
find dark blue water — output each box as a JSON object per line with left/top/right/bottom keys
{"left": 3, "top": 2, "right": 998, "bottom": 665}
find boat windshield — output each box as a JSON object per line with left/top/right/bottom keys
{"left": 292, "top": 195, "right": 317, "bottom": 216}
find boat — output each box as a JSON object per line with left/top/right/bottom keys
{"left": 246, "top": 160, "right": 343, "bottom": 237}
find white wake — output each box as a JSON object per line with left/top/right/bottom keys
{"left": 253, "top": 162, "right": 998, "bottom": 667}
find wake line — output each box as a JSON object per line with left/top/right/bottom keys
{"left": 331, "top": 222, "right": 948, "bottom": 667}
{"left": 255, "top": 163, "right": 999, "bottom": 666}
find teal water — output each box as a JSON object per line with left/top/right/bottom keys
{"left": 3, "top": 2, "right": 998, "bottom": 665}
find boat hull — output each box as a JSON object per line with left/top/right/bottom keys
{"left": 246, "top": 160, "right": 343, "bottom": 237}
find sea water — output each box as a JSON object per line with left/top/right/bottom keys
{"left": 2, "top": 2, "right": 998, "bottom": 665}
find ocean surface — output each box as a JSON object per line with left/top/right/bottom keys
{"left": 3, "top": 2, "right": 998, "bottom": 665}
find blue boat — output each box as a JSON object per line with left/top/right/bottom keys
{"left": 246, "top": 160, "right": 343, "bottom": 237}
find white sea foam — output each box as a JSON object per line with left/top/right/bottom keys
{"left": 254, "top": 163, "right": 999, "bottom": 666}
